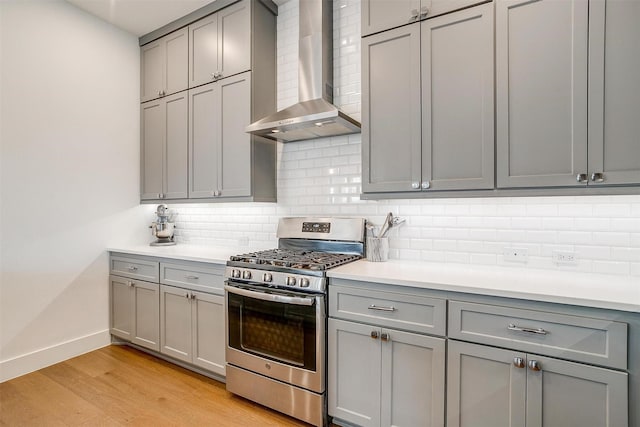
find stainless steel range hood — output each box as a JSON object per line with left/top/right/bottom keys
{"left": 246, "top": 0, "right": 360, "bottom": 142}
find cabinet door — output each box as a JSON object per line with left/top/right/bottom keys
{"left": 526, "top": 354, "right": 629, "bottom": 427}
{"left": 328, "top": 319, "right": 381, "bottom": 427}
{"left": 160, "top": 285, "right": 192, "bottom": 363}
{"left": 421, "top": 3, "right": 494, "bottom": 191}
{"left": 189, "top": 82, "right": 219, "bottom": 198}
{"left": 164, "top": 28, "right": 188, "bottom": 97}
{"left": 140, "top": 100, "right": 164, "bottom": 200}
{"left": 132, "top": 280, "right": 160, "bottom": 351}
{"left": 361, "top": 0, "right": 422, "bottom": 36}
{"left": 496, "top": 0, "right": 588, "bottom": 188}
{"left": 218, "top": 72, "right": 251, "bottom": 198}
{"left": 381, "top": 329, "right": 445, "bottom": 427}
{"left": 447, "top": 340, "right": 526, "bottom": 427}
{"left": 191, "top": 292, "right": 225, "bottom": 375}
{"left": 110, "top": 276, "right": 133, "bottom": 341}
{"left": 141, "top": 39, "right": 164, "bottom": 102}
{"left": 163, "top": 92, "right": 188, "bottom": 199}
{"left": 588, "top": 0, "right": 640, "bottom": 186}
{"left": 217, "top": 0, "right": 250, "bottom": 80}
{"left": 189, "top": 14, "right": 218, "bottom": 88}
{"left": 362, "top": 24, "right": 421, "bottom": 193}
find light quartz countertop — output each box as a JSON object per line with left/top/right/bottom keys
{"left": 108, "top": 245, "right": 639, "bottom": 313}
{"left": 328, "top": 259, "right": 640, "bottom": 313}
{"left": 108, "top": 244, "right": 242, "bottom": 265}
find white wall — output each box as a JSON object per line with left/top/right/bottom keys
{"left": 0, "top": 0, "right": 150, "bottom": 382}
{"left": 170, "top": 0, "right": 640, "bottom": 277}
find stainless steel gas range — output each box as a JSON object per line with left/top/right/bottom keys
{"left": 224, "top": 217, "right": 365, "bottom": 427}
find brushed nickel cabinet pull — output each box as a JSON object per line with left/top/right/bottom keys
{"left": 368, "top": 304, "right": 396, "bottom": 312}
{"left": 508, "top": 323, "right": 548, "bottom": 335}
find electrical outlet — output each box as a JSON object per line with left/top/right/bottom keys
{"left": 503, "top": 247, "right": 529, "bottom": 263}
{"left": 552, "top": 250, "right": 578, "bottom": 265}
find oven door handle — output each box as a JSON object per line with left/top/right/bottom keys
{"left": 224, "top": 284, "right": 315, "bottom": 306}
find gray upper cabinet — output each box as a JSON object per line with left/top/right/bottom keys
{"left": 141, "top": 91, "right": 188, "bottom": 201}
{"left": 421, "top": 3, "right": 494, "bottom": 191}
{"left": 141, "top": 27, "right": 188, "bottom": 103}
{"left": 588, "top": 0, "right": 640, "bottom": 186}
{"left": 362, "top": 3, "right": 494, "bottom": 194}
{"left": 189, "top": 0, "right": 250, "bottom": 88}
{"left": 496, "top": 0, "right": 589, "bottom": 188}
{"left": 139, "top": 0, "right": 277, "bottom": 203}
{"left": 362, "top": 24, "right": 421, "bottom": 193}
{"left": 189, "top": 72, "right": 251, "bottom": 199}
{"left": 361, "top": 0, "right": 489, "bottom": 36}
{"left": 361, "top": 0, "right": 422, "bottom": 36}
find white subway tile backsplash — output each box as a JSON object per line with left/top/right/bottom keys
{"left": 165, "top": 0, "right": 640, "bottom": 277}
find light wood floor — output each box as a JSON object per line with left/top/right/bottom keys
{"left": 0, "top": 345, "right": 320, "bottom": 426}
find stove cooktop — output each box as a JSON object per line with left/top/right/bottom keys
{"left": 229, "top": 249, "right": 361, "bottom": 271}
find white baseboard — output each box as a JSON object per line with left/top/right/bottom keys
{"left": 0, "top": 330, "right": 111, "bottom": 383}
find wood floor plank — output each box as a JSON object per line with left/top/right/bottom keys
{"left": 1, "top": 345, "right": 319, "bottom": 427}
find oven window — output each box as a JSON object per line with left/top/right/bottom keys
{"left": 227, "top": 290, "right": 317, "bottom": 370}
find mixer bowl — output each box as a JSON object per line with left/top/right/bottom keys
{"left": 152, "top": 222, "right": 175, "bottom": 238}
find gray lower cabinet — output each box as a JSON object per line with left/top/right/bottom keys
{"left": 328, "top": 280, "right": 447, "bottom": 426}
{"left": 447, "top": 298, "right": 630, "bottom": 426}
{"left": 189, "top": 71, "right": 252, "bottom": 199}
{"left": 447, "top": 340, "right": 629, "bottom": 427}
{"left": 362, "top": 3, "right": 494, "bottom": 194}
{"left": 110, "top": 253, "right": 226, "bottom": 378}
{"left": 328, "top": 318, "right": 445, "bottom": 427}
{"left": 588, "top": 0, "right": 640, "bottom": 186}
{"left": 109, "top": 275, "right": 160, "bottom": 352}
{"left": 160, "top": 285, "right": 225, "bottom": 376}
{"left": 140, "top": 91, "right": 188, "bottom": 201}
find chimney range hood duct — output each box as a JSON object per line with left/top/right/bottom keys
{"left": 246, "top": 0, "right": 360, "bottom": 142}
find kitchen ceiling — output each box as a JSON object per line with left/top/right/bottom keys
{"left": 65, "top": 0, "right": 290, "bottom": 37}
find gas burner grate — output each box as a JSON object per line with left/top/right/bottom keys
{"left": 230, "top": 249, "right": 360, "bottom": 271}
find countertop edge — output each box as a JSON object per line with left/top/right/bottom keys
{"left": 107, "top": 246, "right": 639, "bottom": 313}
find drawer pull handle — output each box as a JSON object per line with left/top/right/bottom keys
{"left": 368, "top": 305, "right": 396, "bottom": 312}
{"left": 513, "top": 357, "right": 525, "bottom": 368}
{"left": 185, "top": 275, "right": 199, "bottom": 280}
{"left": 380, "top": 332, "right": 390, "bottom": 342}
{"left": 371, "top": 331, "right": 379, "bottom": 339}
{"left": 508, "top": 323, "right": 548, "bottom": 335}
{"left": 128, "top": 266, "right": 139, "bottom": 271}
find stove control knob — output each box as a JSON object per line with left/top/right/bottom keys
{"left": 262, "top": 273, "right": 273, "bottom": 283}
{"left": 232, "top": 269, "right": 241, "bottom": 279}
{"left": 286, "top": 276, "right": 297, "bottom": 287}
{"left": 300, "top": 278, "right": 310, "bottom": 288}
{"left": 242, "top": 270, "right": 252, "bottom": 280}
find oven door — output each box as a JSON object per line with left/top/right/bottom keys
{"left": 225, "top": 282, "right": 325, "bottom": 393}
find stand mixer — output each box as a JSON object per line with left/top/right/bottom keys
{"left": 150, "top": 204, "right": 176, "bottom": 246}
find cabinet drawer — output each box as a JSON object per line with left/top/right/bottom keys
{"left": 329, "top": 284, "right": 446, "bottom": 336}
{"left": 160, "top": 261, "right": 224, "bottom": 294}
{"left": 110, "top": 255, "right": 159, "bottom": 282}
{"left": 448, "top": 301, "right": 627, "bottom": 369}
